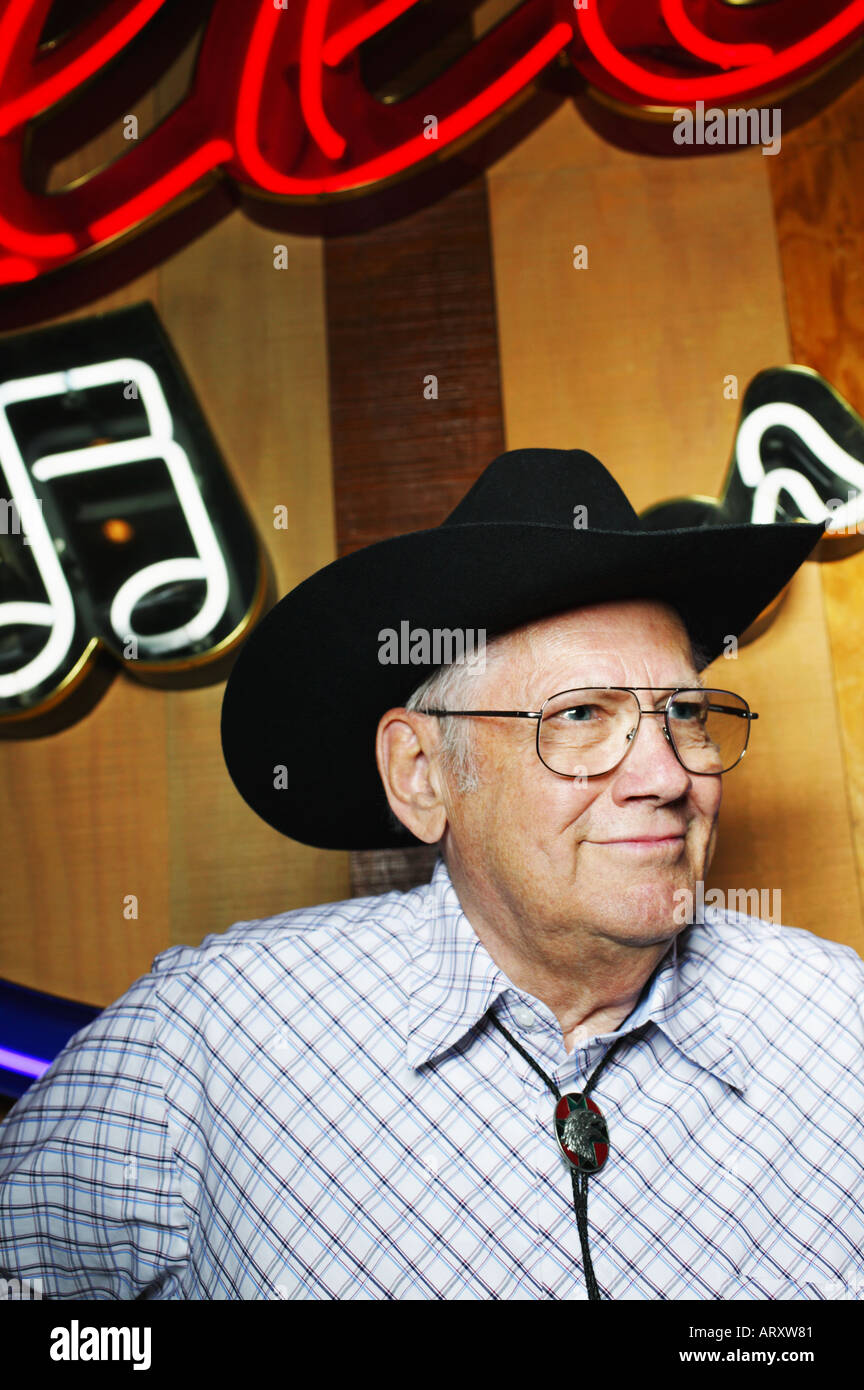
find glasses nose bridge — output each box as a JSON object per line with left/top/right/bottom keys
{"left": 624, "top": 698, "right": 676, "bottom": 758}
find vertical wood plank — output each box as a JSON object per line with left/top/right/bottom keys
{"left": 323, "top": 179, "right": 506, "bottom": 893}
{"left": 768, "top": 75, "right": 864, "bottom": 935}
{"left": 325, "top": 181, "right": 506, "bottom": 556}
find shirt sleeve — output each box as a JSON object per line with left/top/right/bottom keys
{"left": 0, "top": 973, "right": 191, "bottom": 1300}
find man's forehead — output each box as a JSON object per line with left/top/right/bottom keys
{"left": 511, "top": 599, "right": 690, "bottom": 648}
{"left": 488, "top": 601, "right": 699, "bottom": 693}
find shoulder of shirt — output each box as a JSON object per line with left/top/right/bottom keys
{"left": 144, "top": 879, "right": 433, "bottom": 986}
{"left": 684, "top": 903, "right": 864, "bottom": 1000}
{"left": 5, "top": 883, "right": 438, "bottom": 1108}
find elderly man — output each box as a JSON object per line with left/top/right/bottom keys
{"left": 1, "top": 448, "right": 862, "bottom": 1301}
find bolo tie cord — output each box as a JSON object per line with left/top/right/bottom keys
{"left": 487, "top": 1009, "right": 651, "bottom": 1301}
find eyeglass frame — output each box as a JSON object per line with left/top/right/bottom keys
{"left": 419, "top": 686, "right": 759, "bottom": 778}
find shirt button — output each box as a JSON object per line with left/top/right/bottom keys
{"left": 511, "top": 1004, "right": 537, "bottom": 1029}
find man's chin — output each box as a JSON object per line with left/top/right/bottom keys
{"left": 599, "top": 917, "right": 684, "bottom": 948}
{"left": 585, "top": 883, "right": 693, "bottom": 945}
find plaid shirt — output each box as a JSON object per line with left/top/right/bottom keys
{"left": 1, "top": 857, "right": 863, "bottom": 1300}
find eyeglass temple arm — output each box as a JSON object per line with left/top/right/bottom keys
{"left": 704, "top": 704, "right": 758, "bottom": 719}
{"left": 422, "top": 705, "right": 758, "bottom": 720}
{"left": 419, "top": 709, "right": 541, "bottom": 719}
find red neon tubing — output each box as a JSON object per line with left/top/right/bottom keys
{"left": 660, "top": 0, "right": 773, "bottom": 71}
{"left": 322, "top": 0, "right": 421, "bottom": 68}
{"left": 300, "top": 0, "right": 346, "bottom": 159}
{"left": 0, "top": 253, "right": 37, "bottom": 282}
{"left": 0, "top": 0, "right": 168, "bottom": 138}
{"left": 235, "top": 15, "right": 574, "bottom": 195}
{"left": 576, "top": 0, "right": 864, "bottom": 101}
{"left": 0, "top": 209, "right": 75, "bottom": 255}
{"left": 88, "top": 139, "right": 233, "bottom": 242}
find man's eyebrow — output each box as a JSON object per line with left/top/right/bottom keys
{"left": 551, "top": 677, "right": 708, "bottom": 691}
{"left": 647, "top": 677, "right": 705, "bottom": 707}
{"left": 669, "top": 675, "right": 706, "bottom": 692}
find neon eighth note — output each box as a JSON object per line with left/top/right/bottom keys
{"left": 0, "top": 303, "right": 264, "bottom": 730}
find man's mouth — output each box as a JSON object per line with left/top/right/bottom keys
{"left": 590, "top": 834, "right": 686, "bottom": 853}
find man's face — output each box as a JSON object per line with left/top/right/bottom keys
{"left": 439, "top": 599, "right": 722, "bottom": 950}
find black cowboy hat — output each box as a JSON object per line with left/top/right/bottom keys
{"left": 220, "top": 448, "right": 824, "bottom": 850}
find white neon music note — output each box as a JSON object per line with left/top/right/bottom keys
{"left": 0, "top": 370, "right": 79, "bottom": 701}
{"left": 736, "top": 402, "right": 864, "bottom": 530}
{"left": 0, "top": 356, "right": 232, "bottom": 703}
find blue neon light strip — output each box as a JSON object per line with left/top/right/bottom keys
{"left": 0, "top": 1045, "right": 50, "bottom": 1079}
{"left": 0, "top": 977, "right": 103, "bottom": 1101}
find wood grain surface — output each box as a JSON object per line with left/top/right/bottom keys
{"left": 768, "top": 76, "right": 864, "bottom": 943}
{"left": 325, "top": 181, "right": 506, "bottom": 557}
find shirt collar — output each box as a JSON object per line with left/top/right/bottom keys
{"left": 404, "top": 858, "right": 749, "bottom": 1094}
{"left": 405, "top": 857, "right": 511, "bottom": 1071}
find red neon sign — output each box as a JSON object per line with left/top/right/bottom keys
{"left": 0, "top": 0, "right": 861, "bottom": 298}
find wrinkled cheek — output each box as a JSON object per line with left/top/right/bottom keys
{"left": 698, "top": 814, "right": 721, "bottom": 878}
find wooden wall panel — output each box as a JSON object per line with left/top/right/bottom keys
{"left": 702, "top": 564, "right": 863, "bottom": 952}
{"left": 160, "top": 216, "right": 350, "bottom": 950}
{"left": 767, "top": 77, "right": 864, "bottom": 939}
{"left": 0, "top": 675, "right": 172, "bottom": 1004}
{"left": 324, "top": 182, "right": 505, "bottom": 558}
{"left": 486, "top": 105, "right": 791, "bottom": 507}
{"left": 485, "top": 100, "right": 863, "bottom": 949}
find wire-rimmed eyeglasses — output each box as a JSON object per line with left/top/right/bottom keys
{"left": 419, "top": 687, "right": 758, "bottom": 778}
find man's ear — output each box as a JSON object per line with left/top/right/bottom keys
{"left": 376, "top": 709, "right": 448, "bottom": 844}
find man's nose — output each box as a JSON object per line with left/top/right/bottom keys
{"left": 617, "top": 710, "right": 692, "bottom": 791}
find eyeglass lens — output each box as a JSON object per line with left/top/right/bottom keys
{"left": 538, "top": 689, "right": 750, "bottom": 776}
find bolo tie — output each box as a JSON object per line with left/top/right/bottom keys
{"left": 487, "top": 1008, "right": 651, "bottom": 1301}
